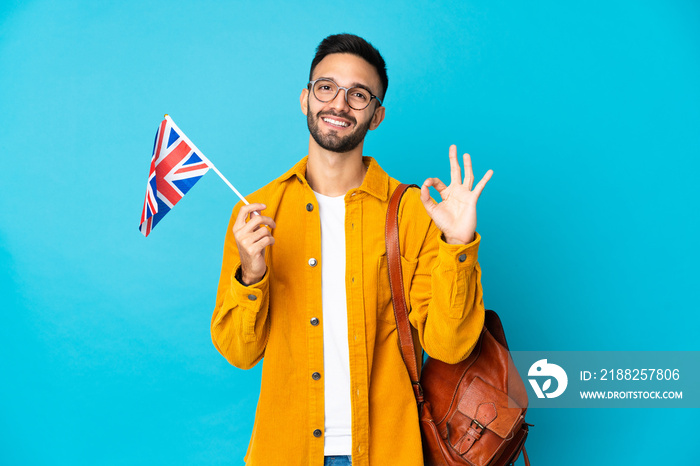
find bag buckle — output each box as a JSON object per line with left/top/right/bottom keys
{"left": 470, "top": 418, "right": 485, "bottom": 433}
{"left": 412, "top": 381, "right": 424, "bottom": 396}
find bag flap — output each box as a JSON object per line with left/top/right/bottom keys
{"left": 456, "top": 376, "right": 524, "bottom": 438}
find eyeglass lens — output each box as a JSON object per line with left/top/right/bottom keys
{"left": 313, "top": 79, "right": 372, "bottom": 110}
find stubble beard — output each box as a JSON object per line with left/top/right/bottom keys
{"left": 307, "top": 105, "right": 373, "bottom": 154}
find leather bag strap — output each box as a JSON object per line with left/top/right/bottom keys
{"left": 385, "top": 183, "right": 423, "bottom": 403}
{"left": 484, "top": 309, "right": 510, "bottom": 350}
{"left": 523, "top": 446, "right": 531, "bottom": 466}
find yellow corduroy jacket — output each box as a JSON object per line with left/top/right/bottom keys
{"left": 211, "top": 156, "right": 485, "bottom": 466}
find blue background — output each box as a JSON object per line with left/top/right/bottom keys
{"left": 1, "top": 0, "right": 698, "bottom": 464}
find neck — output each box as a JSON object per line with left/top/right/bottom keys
{"left": 306, "top": 137, "right": 367, "bottom": 197}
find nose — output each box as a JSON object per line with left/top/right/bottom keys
{"left": 328, "top": 87, "right": 351, "bottom": 112}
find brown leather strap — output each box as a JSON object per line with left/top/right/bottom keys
{"left": 485, "top": 309, "right": 509, "bottom": 350}
{"left": 523, "top": 446, "right": 530, "bottom": 466}
{"left": 385, "top": 183, "right": 423, "bottom": 403}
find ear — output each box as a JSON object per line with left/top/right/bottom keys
{"left": 368, "top": 105, "right": 385, "bottom": 131}
{"left": 300, "top": 88, "right": 309, "bottom": 116}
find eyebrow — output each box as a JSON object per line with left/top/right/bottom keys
{"left": 316, "top": 76, "right": 376, "bottom": 96}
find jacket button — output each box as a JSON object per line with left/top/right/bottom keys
{"left": 310, "top": 317, "right": 319, "bottom": 326}
{"left": 306, "top": 203, "right": 314, "bottom": 212}
{"left": 312, "top": 372, "right": 321, "bottom": 380}
{"left": 458, "top": 253, "right": 467, "bottom": 262}
{"left": 247, "top": 294, "right": 257, "bottom": 301}
{"left": 313, "top": 429, "right": 322, "bottom": 437}
{"left": 308, "top": 258, "right": 318, "bottom": 267}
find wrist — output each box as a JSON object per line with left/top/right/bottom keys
{"left": 443, "top": 232, "right": 475, "bottom": 245}
{"left": 237, "top": 267, "right": 263, "bottom": 286}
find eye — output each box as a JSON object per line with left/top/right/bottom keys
{"left": 351, "top": 92, "right": 368, "bottom": 101}
{"left": 314, "top": 80, "right": 337, "bottom": 96}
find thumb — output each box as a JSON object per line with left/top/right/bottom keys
{"left": 420, "top": 183, "right": 437, "bottom": 214}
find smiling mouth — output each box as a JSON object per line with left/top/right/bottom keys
{"left": 322, "top": 117, "right": 351, "bottom": 128}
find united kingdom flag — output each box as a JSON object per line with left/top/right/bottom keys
{"left": 139, "top": 117, "right": 211, "bottom": 237}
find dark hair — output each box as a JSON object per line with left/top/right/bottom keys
{"left": 309, "top": 33, "right": 388, "bottom": 101}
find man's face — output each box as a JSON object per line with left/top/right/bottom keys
{"left": 301, "top": 53, "right": 385, "bottom": 153}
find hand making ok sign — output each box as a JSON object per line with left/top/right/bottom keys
{"left": 420, "top": 145, "right": 493, "bottom": 245}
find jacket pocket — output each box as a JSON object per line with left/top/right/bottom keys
{"left": 376, "top": 252, "right": 418, "bottom": 324}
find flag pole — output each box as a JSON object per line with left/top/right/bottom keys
{"left": 164, "top": 114, "right": 251, "bottom": 206}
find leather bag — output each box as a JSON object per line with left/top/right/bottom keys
{"left": 385, "top": 184, "right": 532, "bottom": 466}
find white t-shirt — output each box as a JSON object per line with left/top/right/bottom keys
{"left": 313, "top": 190, "right": 352, "bottom": 455}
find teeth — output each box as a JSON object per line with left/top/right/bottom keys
{"left": 323, "top": 117, "right": 349, "bottom": 127}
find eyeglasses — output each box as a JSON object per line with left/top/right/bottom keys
{"left": 308, "top": 78, "right": 383, "bottom": 110}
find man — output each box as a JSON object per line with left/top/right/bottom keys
{"left": 211, "top": 33, "right": 492, "bottom": 466}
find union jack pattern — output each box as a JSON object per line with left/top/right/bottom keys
{"left": 139, "top": 117, "right": 210, "bottom": 236}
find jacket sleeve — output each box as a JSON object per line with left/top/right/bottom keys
{"left": 210, "top": 203, "right": 271, "bottom": 370}
{"left": 406, "top": 210, "right": 485, "bottom": 365}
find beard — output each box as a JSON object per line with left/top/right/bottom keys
{"left": 307, "top": 107, "right": 373, "bottom": 153}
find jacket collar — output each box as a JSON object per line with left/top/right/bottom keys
{"left": 280, "top": 155, "right": 389, "bottom": 201}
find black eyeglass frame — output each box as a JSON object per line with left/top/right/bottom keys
{"left": 308, "top": 78, "right": 383, "bottom": 110}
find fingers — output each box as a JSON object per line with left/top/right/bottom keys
{"left": 234, "top": 203, "right": 266, "bottom": 230}
{"left": 472, "top": 170, "right": 493, "bottom": 199}
{"left": 240, "top": 224, "right": 275, "bottom": 249}
{"left": 237, "top": 224, "right": 275, "bottom": 285}
{"left": 255, "top": 234, "right": 276, "bottom": 249}
{"left": 240, "top": 213, "right": 276, "bottom": 235}
{"left": 463, "top": 152, "right": 474, "bottom": 190}
{"left": 420, "top": 184, "right": 437, "bottom": 212}
{"left": 448, "top": 144, "right": 462, "bottom": 186}
{"left": 234, "top": 204, "right": 277, "bottom": 235}
{"left": 423, "top": 177, "right": 448, "bottom": 193}
{"left": 236, "top": 216, "right": 275, "bottom": 261}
